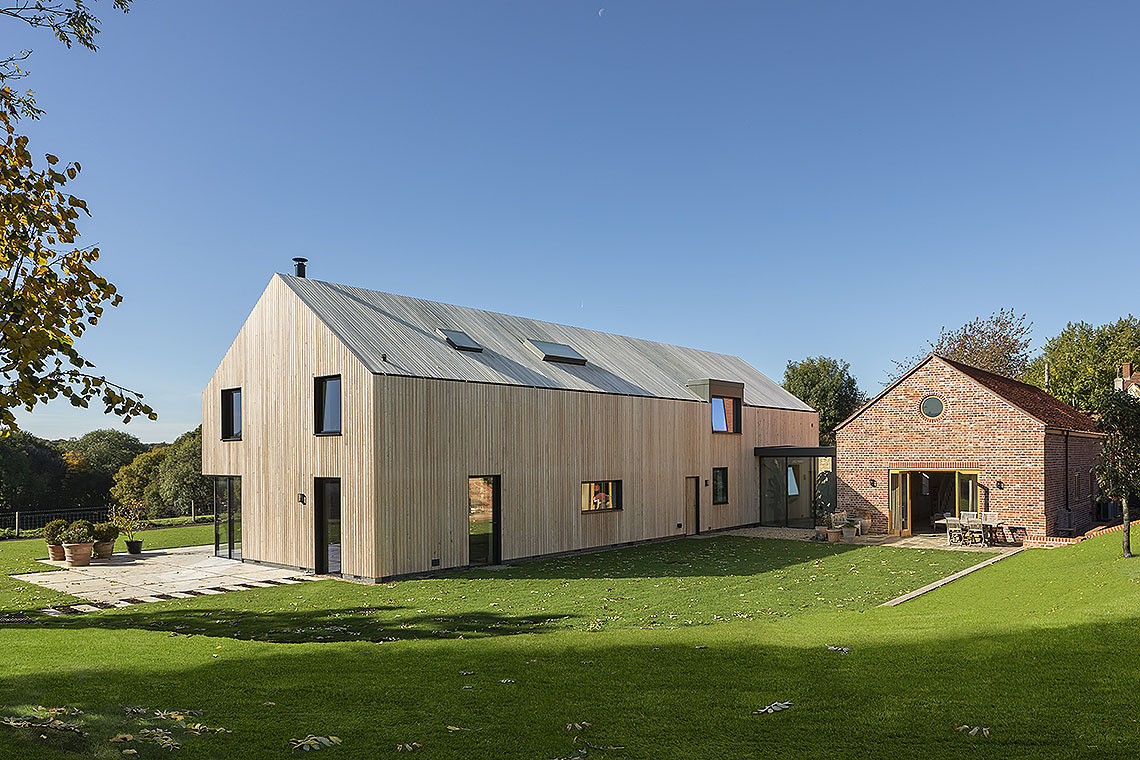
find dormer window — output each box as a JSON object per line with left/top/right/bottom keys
{"left": 711, "top": 396, "right": 741, "bottom": 433}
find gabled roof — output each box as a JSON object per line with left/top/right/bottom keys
{"left": 834, "top": 354, "right": 1100, "bottom": 434}
{"left": 278, "top": 274, "right": 811, "bottom": 411}
{"left": 937, "top": 357, "right": 1100, "bottom": 433}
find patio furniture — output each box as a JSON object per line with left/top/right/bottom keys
{"left": 966, "top": 517, "right": 985, "bottom": 545}
{"left": 943, "top": 517, "right": 964, "bottom": 545}
{"left": 961, "top": 511, "right": 978, "bottom": 521}
{"left": 979, "top": 512, "right": 1002, "bottom": 545}
{"left": 829, "top": 511, "right": 848, "bottom": 529}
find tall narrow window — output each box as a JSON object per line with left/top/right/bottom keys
{"left": 712, "top": 467, "right": 728, "bottom": 505}
{"left": 315, "top": 375, "right": 342, "bottom": 435}
{"left": 582, "top": 481, "right": 622, "bottom": 512}
{"left": 711, "top": 396, "right": 741, "bottom": 433}
{"left": 221, "top": 388, "right": 241, "bottom": 440}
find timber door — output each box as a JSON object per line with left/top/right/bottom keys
{"left": 315, "top": 478, "right": 342, "bottom": 575}
{"left": 468, "top": 475, "right": 501, "bottom": 566}
{"left": 889, "top": 471, "right": 911, "bottom": 537}
{"left": 685, "top": 476, "right": 701, "bottom": 535}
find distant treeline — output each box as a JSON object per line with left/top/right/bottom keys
{"left": 0, "top": 426, "right": 211, "bottom": 517}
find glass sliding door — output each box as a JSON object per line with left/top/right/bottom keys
{"left": 958, "top": 472, "right": 978, "bottom": 515}
{"left": 889, "top": 471, "right": 910, "bottom": 536}
{"left": 315, "top": 478, "right": 341, "bottom": 575}
{"left": 213, "top": 476, "right": 241, "bottom": 560}
{"left": 787, "top": 457, "right": 815, "bottom": 528}
{"left": 760, "top": 456, "right": 786, "bottom": 526}
{"left": 468, "top": 475, "right": 500, "bottom": 566}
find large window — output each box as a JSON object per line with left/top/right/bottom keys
{"left": 758, "top": 453, "right": 836, "bottom": 528}
{"left": 582, "top": 480, "right": 622, "bottom": 512}
{"left": 712, "top": 467, "right": 729, "bottom": 505}
{"left": 221, "top": 388, "right": 241, "bottom": 440}
{"left": 315, "top": 375, "right": 341, "bottom": 435}
{"left": 711, "top": 396, "right": 741, "bottom": 433}
{"left": 214, "top": 476, "right": 241, "bottom": 560}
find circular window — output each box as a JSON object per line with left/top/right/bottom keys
{"left": 920, "top": 395, "right": 945, "bottom": 419}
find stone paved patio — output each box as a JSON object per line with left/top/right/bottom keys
{"left": 13, "top": 545, "right": 311, "bottom": 607}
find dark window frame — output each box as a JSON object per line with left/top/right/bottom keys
{"left": 712, "top": 467, "right": 729, "bottom": 505}
{"left": 711, "top": 395, "right": 742, "bottom": 434}
{"left": 221, "top": 388, "right": 242, "bottom": 441}
{"left": 581, "top": 480, "right": 623, "bottom": 513}
{"left": 314, "top": 375, "right": 342, "bottom": 436}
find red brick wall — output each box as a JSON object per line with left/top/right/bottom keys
{"left": 836, "top": 359, "right": 1052, "bottom": 540}
{"left": 1044, "top": 432, "right": 1103, "bottom": 537}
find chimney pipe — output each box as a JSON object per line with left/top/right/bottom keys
{"left": 292, "top": 257, "right": 308, "bottom": 278}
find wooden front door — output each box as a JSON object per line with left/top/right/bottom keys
{"left": 685, "top": 476, "right": 701, "bottom": 535}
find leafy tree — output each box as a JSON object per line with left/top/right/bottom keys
{"left": 60, "top": 448, "right": 104, "bottom": 506}
{"left": 1, "top": 1, "right": 153, "bottom": 434}
{"left": 783, "top": 356, "right": 867, "bottom": 446}
{"left": 158, "top": 426, "right": 212, "bottom": 517}
{"left": 1024, "top": 317, "right": 1140, "bottom": 410}
{"left": 60, "top": 428, "right": 145, "bottom": 477}
{"left": 110, "top": 445, "right": 168, "bottom": 514}
{"left": 1094, "top": 389, "right": 1140, "bottom": 558}
{"left": 890, "top": 308, "right": 1033, "bottom": 382}
{"left": 0, "top": 429, "right": 65, "bottom": 510}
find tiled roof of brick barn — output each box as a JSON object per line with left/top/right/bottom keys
{"left": 937, "top": 356, "right": 1100, "bottom": 433}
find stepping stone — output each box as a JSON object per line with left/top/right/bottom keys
{"left": 53, "top": 606, "right": 83, "bottom": 615}
{"left": 112, "top": 601, "right": 134, "bottom": 608}
{"left": 243, "top": 582, "right": 275, "bottom": 588}
{"left": 197, "top": 588, "right": 225, "bottom": 595}
{"left": 73, "top": 604, "right": 102, "bottom": 613}
{"left": 259, "top": 579, "right": 285, "bottom": 585}
{"left": 276, "top": 578, "right": 302, "bottom": 584}
{"left": 40, "top": 608, "right": 65, "bottom": 617}
{"left": 166, "top": 592, "right": 193, "bottom": 599}
{"left": 136, "top": 596, "right": 164, "bottom": 604}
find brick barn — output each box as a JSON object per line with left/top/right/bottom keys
{"left": 834, "top": 354, "right": 1103, "bottom": 545}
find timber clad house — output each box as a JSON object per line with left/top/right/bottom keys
{"left": 835, "top": 354, "right": 1104, "bottom": 545}
{"left": 201, "top": 267, "right": 820, "bottom": 581}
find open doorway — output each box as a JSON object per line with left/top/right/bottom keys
{"left": 889, "top": 469, "right": 980, "bottom": 535}
{"left": 909, "top": 471, "right": 956, "bottom": 533}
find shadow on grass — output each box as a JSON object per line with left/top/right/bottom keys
{"left": 14, "top": 605, "right": 580, "bottom": 644}
{"left": 452, "top": 535, "right": 867, "bottom": 581}
{"left": 3, "top": 613, "right": 1140, "bottom": 760}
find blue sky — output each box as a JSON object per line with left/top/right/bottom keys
{"left": 9, "top": 1, "right": 1140, "bottom": 441}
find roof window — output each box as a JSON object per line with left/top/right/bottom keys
{"left": 438, "top": 328, "right": 484, "bottom": 353}
{"left": 525, "top": 339, "right": 586, "bottom": 365}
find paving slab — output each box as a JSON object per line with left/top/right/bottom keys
{"left": 13, "top": 545, "right": 310, "bottom": 607}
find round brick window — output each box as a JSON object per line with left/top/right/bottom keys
{"left": 920, "top": 395, "right": 945, "bottom": 419}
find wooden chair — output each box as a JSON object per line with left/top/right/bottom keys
{"left": 966, "top": 517, "right": 985, "bottom": 545}
{"left": 944, "top": 517, "right": 964, "bottom": 545}
{"left": 830, "top": 511, "right": 848, "bottom": 529}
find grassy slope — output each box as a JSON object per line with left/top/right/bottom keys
{"left": 1, "top": 532, "right": 1138, "bottom": 759}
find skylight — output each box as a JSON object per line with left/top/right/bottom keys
{"left": 437, "top": 328, "right": 484, "bottom": 353}
{"left": 525, "top": 339, "right": 587, "bottom": 365}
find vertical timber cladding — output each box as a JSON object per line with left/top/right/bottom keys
{"left": 372, "top": 373, "right": 818, "bottom": 578}
{"left": 201, "top": 277, "right": 377, "bottom": 578}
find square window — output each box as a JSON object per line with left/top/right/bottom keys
{"left": 711, "top": 396, "right": 741, "bottom": 433}
{"left": 712, "top": 467, "right": 728, "bottom": 505}
{"left": 221, "top": 388, "right": 241, "bottom": 440}
{"left": 315, "top": 375, "right": 341, "bottom": 435}
{"left": 582, "top": 480, "right": 622, "bottom": 512}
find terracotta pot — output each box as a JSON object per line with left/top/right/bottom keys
{"left": 63, "top": 542, "right": 94, "bottom": 567}
{"left": 826, "top": 528, "right": 841, "bottom": 543}
{"left": 93, "top": 540, "right": 114, "bottom": 559}
{"left": 47, "top": 544, "right": 65, "bottom": 561}
{"left": 126, "top": 539, "right": 143, "bottom": 555}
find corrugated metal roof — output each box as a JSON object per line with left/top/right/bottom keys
{"left": 279, "top": 274, "right": 812, "bottom": 411}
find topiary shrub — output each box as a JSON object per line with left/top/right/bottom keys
{"left": 43, "top": 519, "right": 69, "bottom": 545}
{"left": 62, "top": 520, "right": 95, "bottom": 544}
{"left": 93, "top": 522, "right": 119, "bottom": 543}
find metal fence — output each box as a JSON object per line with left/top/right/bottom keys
{"left": 0, "top": 507, "right": 110, "bottom": 535}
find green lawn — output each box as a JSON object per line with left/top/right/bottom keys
{"left": 1, "top": 529, "right": 1138, "bottom": 759}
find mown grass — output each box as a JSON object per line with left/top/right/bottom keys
{"left": 1, "top": 530, "right": 1138, "bottom": 759}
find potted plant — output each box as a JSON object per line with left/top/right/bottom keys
{"left": 61, "top": 520, "right": 96, "bottom": 567}
{"left": 840, "top": 520, "right": 859, "bottom": 544}
{"left": 826, "top": 526, "right": 842, "bottom": 543}
{"left": 110, "top": 498, "right": 148, "bottom": 554}
{"left": 92, "top": 522, "right": 119, "bottom": 559}
{"left": 43, "top": 519, "right": 68, "bottom": 561}
{"left": 856, "top": 514, "right": 871, "bottom": 535}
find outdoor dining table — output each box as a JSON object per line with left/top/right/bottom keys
{"left": 935, "top": 514, "right": 1003, "bottom": 546}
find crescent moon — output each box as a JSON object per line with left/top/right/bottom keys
{"left": 598, "top": 8, "right": 605, "bottom": 17}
